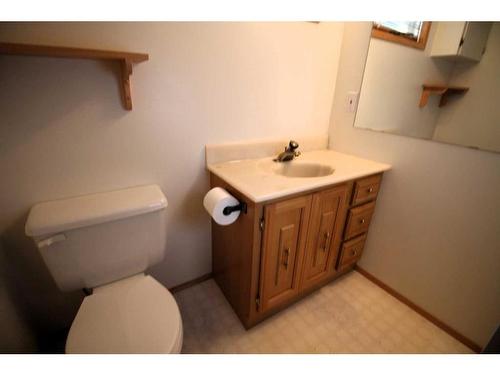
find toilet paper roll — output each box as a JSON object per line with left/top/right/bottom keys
{"left": 203, "top": 187, "right": 241, "bottom": 225}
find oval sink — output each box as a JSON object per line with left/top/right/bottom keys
{"left": 273, "top": 162, "right": 334, "bottom": 178}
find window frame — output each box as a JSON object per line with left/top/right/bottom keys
{"left": 371, "top": 22, "right": 432, "bottom": 50}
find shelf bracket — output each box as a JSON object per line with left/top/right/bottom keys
{"left": 120, "top": 59, "right": 133, "bottom": 110}
{"left": 419, "top": 87, "right": 446, "bottom": 108}
{"left": 419, "top": 85, "right": 469, "bottom": 108}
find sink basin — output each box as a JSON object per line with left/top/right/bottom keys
{"left": 273, "top": 162, "right": 334, "bottom": 178}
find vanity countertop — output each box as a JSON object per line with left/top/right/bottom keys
{"left": 207, "top": 149, "right": 391, "bottom": 202}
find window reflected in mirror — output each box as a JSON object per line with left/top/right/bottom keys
{"left": 372, "top": 21, "right": 431, "bottom": 49}
{"left": 354, "top": 21, "right": 500, "bottom": 153}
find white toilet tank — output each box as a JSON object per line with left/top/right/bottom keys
{"left": 25, "top": 185, "right": 168, "bottom": 292}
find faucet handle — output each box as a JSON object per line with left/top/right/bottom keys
{"left": 289, "top": 140, "right": 299, "bottom": 151}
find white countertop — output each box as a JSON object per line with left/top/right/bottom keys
{"left": 207, "top": 149, "right": 391, "bottom": 202}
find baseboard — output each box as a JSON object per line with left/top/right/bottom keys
{"left": 354, "top": 265, "right": 482, "bottom": 353}
{"left": 169, "top": 272, "right": 213, "bottom": 294}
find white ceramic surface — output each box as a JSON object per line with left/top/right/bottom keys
{"left": 206, "top": 134, "right": 329, "bottom": 165}
{"left": 66, "top": 274, "right": 183, "bottom": 354}
{"left": 25, "top": 186, "right": 168, "bottom": 291}
{"left": 207, "top": 149, "right": 391, "bottom": 202}
{"left": 271, "top": 161, "right": 335, "bottom": 178}
{"left": 25, "top": 184, "right": 167, "bottom": 237}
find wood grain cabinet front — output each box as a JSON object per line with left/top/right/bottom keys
{"left": 259, "top": 195, "right": 311, "bottom": 313}
{"left": 210, "top": 172, "right": 384, "bottom": 328}
{"left": 352, "top": 174, "right": 381, "bottom": 205}
{"left": 337, "top": 234, "right": 367, "bottom": 272}
{"left": 344, "top": 201, "right": 376, "bottom": 240}
{"left": 300, "top": 184, "right": 350, "bottom": 292}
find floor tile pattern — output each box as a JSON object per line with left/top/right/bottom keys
{"left": 174, "top": 271, "right": 472, "bottom": 354}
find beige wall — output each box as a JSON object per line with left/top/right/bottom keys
{"left": 0, "top": 243, "right": 37, "bottom": 353}
{"left": 356, "top": 24, "right": 455, "bottom": 138}
{"left": 328, "top": 22, "right": 500, "bottom": 347}
{"left": 0, "top": 22, "right": 344, "bottom": 351}
{"left": 433, "top": 22, "right": 500, "bottom": 152}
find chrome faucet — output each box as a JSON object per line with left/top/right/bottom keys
{"left": 274, "top": 140, "right": 301, "bottom": 162}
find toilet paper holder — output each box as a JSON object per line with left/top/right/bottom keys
{"left": 222, "top": 201, "right": 247, "bottom": 216}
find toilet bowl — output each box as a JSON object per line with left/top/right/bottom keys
{"left": 66, "top": 274, "right": 183, "bottom": 354}
{"left": 25, "top": 185, "right": 182, "bottom": 354}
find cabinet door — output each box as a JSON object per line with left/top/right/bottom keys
{"left": 429, "top": 22, "right": 465, "bottom": 57}
{"left": 300, "top": 184, "right": 349, "bottom": 290}
{"left": 259, "top": 195, "right": 311, "bottom": 313}
{"left": 459, "top": 22, "right": 492, "bottom": 61}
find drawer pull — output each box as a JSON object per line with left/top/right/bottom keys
{"left": 350, "top": 249, "right": 358, "bottom": 256}
{"left": 322, "top": 232, "right": 330, "bottom": 251}
{"left": 368, "top": 187, "right": 374, "bottom": 193}
{"left": 360, "top": 218, "right": 366, "bottom": 224}
{"left": 283, "top": 248, "right": 290, "bottom": 269}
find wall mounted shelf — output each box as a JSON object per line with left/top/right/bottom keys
{"left": 0, "top": 42, "right": 149, "bottom": 110}
{"left": 419, "top": 84, "right": 469, "bottom": 108}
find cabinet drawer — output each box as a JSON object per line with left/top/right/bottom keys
{"left": 338, "top": 235, "right": 366, "bottom": 270}
{"left": 344, "top": 201, "right": 375, "bottom": 240}
{"left": 352, "top": 174, "right": 381, "bottom": 205}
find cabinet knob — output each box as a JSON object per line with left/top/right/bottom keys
{"left": 368, "top": 187, "right": 374, "bottom": 193}
{"left": 351, "top": 249, "right": 358, "bottom": 256}
{"left": 360, "top": 218, "right": 366, "bottom": 224}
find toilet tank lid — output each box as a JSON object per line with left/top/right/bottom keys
{"left": 25, "top": 185, "right": 168, "bottom": 237}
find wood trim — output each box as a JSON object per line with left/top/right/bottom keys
{"left": 0, "top": 42, "right": 148, "bottom": 62}
{"left": 354, "top": 265, "right": 482, "bottom": 353}
{"left": 169, "top": 272, "right": 213, "bottom": 294}
{"left": 372, "top": 22, "right": 431, "bottom": 50}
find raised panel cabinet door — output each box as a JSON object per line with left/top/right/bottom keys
{"left": 259, "top": 195, "right": 312, "bottom": 313}
{"left": 300, "top": 184, "right": 350, "bottom": 290}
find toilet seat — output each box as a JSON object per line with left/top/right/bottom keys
{"left": 66, "top": 274, "right": 183, "bottom": 354}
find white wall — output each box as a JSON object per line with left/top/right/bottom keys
{"left": 356, "top": 24, "right": 454, "bottom": 138}
{"left": 433, "top": 22, "right": 500, "bottom": 152}
{"left": 0, "top": 22, "right": 344, "bottom": 351}
{"left": 328, "top": 22, "right": 500, "bottom": 347}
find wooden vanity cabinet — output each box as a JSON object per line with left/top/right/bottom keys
{"left": 210, "top": 172, "right": 383, "bottom": 328}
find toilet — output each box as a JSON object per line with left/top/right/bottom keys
{"left": 25, "top": 185, "right": 183, "bottom": 353}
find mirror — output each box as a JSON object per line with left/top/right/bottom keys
{"left": 354, "top": 21, "right": 500, "bottom": 153}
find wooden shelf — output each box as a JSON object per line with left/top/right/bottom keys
{"left": 419, "top": 84, "right": 469, "bottom": 108}
{"left": 0, "top": 42, "right": 149, "bottom": 110}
